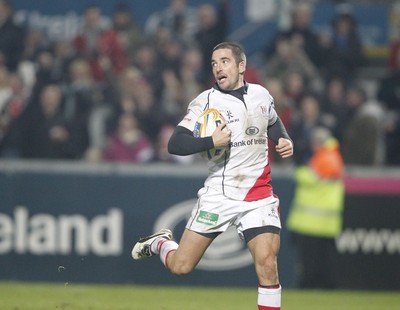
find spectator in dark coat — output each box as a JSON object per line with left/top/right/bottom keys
{"left": 194, "top": 0, "right": 228, "bottom": 84}
{"left": 20, "top": 85, "right": 88, "bottom": 159}
{"left": 377, "top": 47, "right": 400, "bottom": 165}
{"left": 320, "top": 12, "right": 365, "bottom": 82}
{"left": 0, "top": 0, "right": 25, "bottom": 72}
{"left": 341, "top": 85, "right": 384, "bottom": 166}
{"left": 290, "top": 94, "right": 332, "bottom": 165}
{"left": 265, "top": 3, "right": 324, "bottom": 67}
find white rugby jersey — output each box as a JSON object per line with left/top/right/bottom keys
{"left": 178, "top": 82, "right": 278, "bottom": 201}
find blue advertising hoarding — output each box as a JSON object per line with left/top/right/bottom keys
{"left": 1, "top": 161, "right": 400, "bottom": 290}
{"left": 0, "top": 161, "right": 296, "bottom": 287}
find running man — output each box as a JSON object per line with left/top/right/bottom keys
{"left": 132, "top": 41, "right": 293, "bottom": 310}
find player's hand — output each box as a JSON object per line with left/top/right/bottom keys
{"left": 276, "top": 138, "right": 293, "bottom": 158}
{"left": 212, "top": 122, "right": 231, "bottom": 148}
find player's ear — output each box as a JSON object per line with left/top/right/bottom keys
{"left": 238, "top": 61, "right": 246, "bottom": 74}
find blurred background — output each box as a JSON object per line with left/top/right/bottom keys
{"left": 0, "top": 0, "right": 399, "bottom": 291}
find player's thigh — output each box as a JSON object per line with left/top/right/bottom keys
{"left": 247, "top": 232, "right": 280, "bottom": 284}
{"left": 247, "top": 232, "right": 280, "bottom": 263}
{"left": 172, "top": 228, "right": 214, "bottom": 269}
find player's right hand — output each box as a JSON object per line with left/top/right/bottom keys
{"left": 212, "top": 122, "right": 231, "bottom": 149}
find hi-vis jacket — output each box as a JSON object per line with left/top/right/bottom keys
{"left": 287, "top": 138, "right": 345, "bottom": 237}
{"left": 178, "top": 83, "right": 278, "bottom": 201}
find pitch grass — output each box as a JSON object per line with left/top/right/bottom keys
{"left": 0, "top": 282, "right": 399, "bottom": 310}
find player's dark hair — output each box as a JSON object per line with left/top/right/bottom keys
{"left": 213, "top": 42, "right": 246, "bottom": 65}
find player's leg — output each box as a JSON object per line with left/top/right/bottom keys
{"left": 247, "top": 231, "right": 281, "bottom": 310}
{"left": 238, "top": 195, "right": 282, "bottom": 310}
{"left": 133, "top": 187, "right": 223, "bottom": 274}
{"left": 165, "top": 228, "right": 214, "bottom": 275}
{"left": 132, "top": 228, "right": 214, "bottom": 275}
{"left": 247, "top": 231, "right": 280, "bottom": 285}
{"left": 165, "top": 186, "right": 222, "bottom": 274}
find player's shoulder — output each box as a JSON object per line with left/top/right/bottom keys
{"left": 185, "top": 88, "right": 216, "bottom": 115}
{"left": 199, "top": 88, "right": 216, "bottom": 98}
{"left": 195, "top": 88, "right": 218, "bottom": 102}
{"left": 247, "top": 82, "right": 270, "bottom": 95}
{"left": 247, "top": 82, "right": 273, "bottom": 101}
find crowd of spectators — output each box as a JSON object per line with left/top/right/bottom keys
{"left": 0, "top": 0, "right": 399, "bottom": 166}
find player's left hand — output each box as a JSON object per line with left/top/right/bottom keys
{"left": 276, "top": 138, "right": 293, "bottom": 158}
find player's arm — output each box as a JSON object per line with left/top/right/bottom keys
{"left": 267, "top": 116, "right": 294, "bottom": 158}
{"left": 168, "top": 125, "right": 214, "bottom": 156}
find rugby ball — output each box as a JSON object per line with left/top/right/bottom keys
{"left": 193, "top": 108, "right": 227, "bottom": 161}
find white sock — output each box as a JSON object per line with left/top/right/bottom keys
{"left": 150, "top": 237, "right": 166, "bottom": 254}
{"left": 150, "top": 237, "right": 178, "bottom": 267}
{"left": 158, "top": 240, "right": 178, "bottom": 268}
{"left": 258, "top": 285, "right": 281, "bottom": 310}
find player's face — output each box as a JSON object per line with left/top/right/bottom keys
{"left": 211, "top": 48, "right": 245, "bottom": 91}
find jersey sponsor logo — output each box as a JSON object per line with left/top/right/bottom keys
{"left": 226, "top": 110, "right": 234, "bottom": 120}
{"left": 196, "top": 211, "right": 219, "bottom": 226}
{"left": 230, "top": 138, "right": 267, "bottom": 148}
{"left": 230, "top": 140, "right": 246, "bottom": 148}
{"left": 245, "top": 126, "right": 259, "bottom": 135}
{"left": 153, "top": 199, "right": 253, "bottom": 271}
{"left": 224, "top": 110, "right": 240, "bottom": 124}
{"left": 227, "top": 118, "right": 239, "bottom": 124}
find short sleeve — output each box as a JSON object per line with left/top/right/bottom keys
{"left": 178, "top": 91, "right": 210, "bottom": 131}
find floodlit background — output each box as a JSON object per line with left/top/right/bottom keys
{"left": 0, "top": 1, "right": 399, "bottom": 303}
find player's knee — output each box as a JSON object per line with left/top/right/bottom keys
{"left": 256, "top": 257, "right": 278, "bottom": 279}
{"left": 266, "top": 258, "right": 278, "bottom": 274}
{"left": 169, "top": 260, "right": 195, "bottom": 275}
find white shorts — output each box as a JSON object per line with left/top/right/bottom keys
{"left": 186, "top": 186, "right": 281, "bottom": 240}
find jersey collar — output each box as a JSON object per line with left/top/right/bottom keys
{"left": 213, "top": 81, "right": 249, "bottom": 103}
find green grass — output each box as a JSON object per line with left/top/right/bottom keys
{"left": 0, "top": 282, "right": 399, "bottom": 310}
